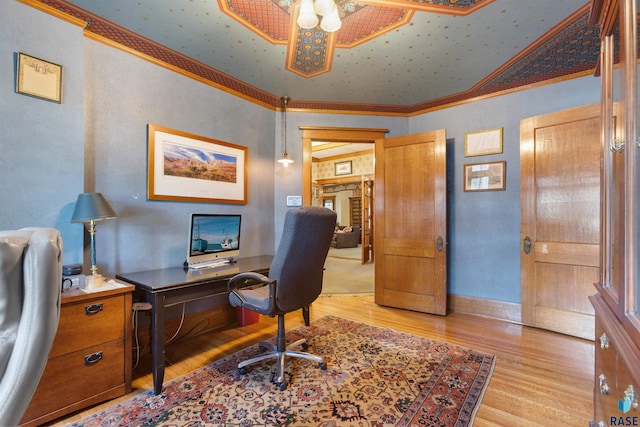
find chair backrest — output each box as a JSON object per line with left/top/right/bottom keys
{"left": 269, "top": 206, "right": 337, "bottom": 313}
{"left": 0, "top": 227, "right": 62, "bottom": 426}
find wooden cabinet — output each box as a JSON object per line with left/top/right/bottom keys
{"left": 349, "top": 197, "right": 361, "bottom": 228}
{"left": 19, "top": 284, "right": 133, "bottom": 426}
{"left": 590, "top": 0, "right": 640, "bottom": 425}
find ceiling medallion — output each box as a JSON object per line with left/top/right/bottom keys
{"left": 218, "top": 0, "right": 492, "bottom": 78}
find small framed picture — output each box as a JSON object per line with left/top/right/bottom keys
{"left": 464, "top": 161, "right": 506, "bottom": 192}
{"left": 335, "top": 160, "right": 352, "bottom": 176}
{"left": 464, "top": 128, "right": 503, "bottom": 157}
{"left": 15, "top": 52, "right": 63, "bottom": 103}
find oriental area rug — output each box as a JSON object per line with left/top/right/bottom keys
{"left": 71, "top": 316, "right": 495, "bottom": 427}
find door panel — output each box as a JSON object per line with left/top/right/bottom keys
{"left": 520, "top": 103, "right": 601, "bottom": 339}
{"left": 374, "top": 130, "right": 447, "bottom": 315}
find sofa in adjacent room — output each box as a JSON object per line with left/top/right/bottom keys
{"left": 331, "top": 226, "right": 360, "bottom": 249}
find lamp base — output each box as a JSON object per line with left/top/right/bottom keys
{"left": 85, "top": 274, "right": 103, "bottom": 290}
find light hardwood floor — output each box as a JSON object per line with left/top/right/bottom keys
{"left": 51, "top": 295, "right": 594, "bottom": 426}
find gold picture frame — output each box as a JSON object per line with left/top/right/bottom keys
{"left": 464, "top": 161, "right": 506, "bottom": 192}
{"left": 335, "top": 160, "right": 352, "bottom": 176}
{"left": 15, "top": 52, "right": 62, "bottom": 103}
{"left": 147, "top": 124, "right": 248, "bottom": 204}
{"left": 464, "top": 127, "right": 503, "bottom": 157}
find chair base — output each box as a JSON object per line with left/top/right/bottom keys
{"left": 238, "top": 338, "right": 327, "bottom": 390}
{"left": 237, "top": 315, "right": 327, "bottom": 390}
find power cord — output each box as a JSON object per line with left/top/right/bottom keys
{"left": 131, "top": 302, "right": 188, "bottom": 369}
{"left": 165, "top": 303, "right": 186, "bottom": 345}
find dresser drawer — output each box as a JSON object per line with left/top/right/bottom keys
{"left": 22, "top": 339, "right": 125, "bottom": 421}
{"left": 595, "top": 321, "right": 618, "bottom": 417}
{"left": 49, "top": 293, "right": 125, "bottom": 357}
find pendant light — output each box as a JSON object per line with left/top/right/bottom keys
{"left": 277, "top": 96, "right": 294, "bottom": 167}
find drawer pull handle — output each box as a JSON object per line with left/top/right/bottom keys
{"left": 84, "top": 303, "right": 103, "bottom": 315}
{"left": 599, "top": 333, "right": 609, "bottom": 349}
{"left": 599, "top": 374, "right": 610, "bottom": 395}
{"left": 84, "top": 351, "right": 103, "bottom": 366}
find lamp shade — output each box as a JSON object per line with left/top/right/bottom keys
{"left": 314, "top": 0, "right": 336, "bottom": 16}
{"left": 70, "top": 193, "right": 117, "bottom": 223}
{"left": 277, "top": 153, "right": 294, "bottom": 167}
{"left": 320, "top": 6, "right": 342, "bottom": 32}
{"left": 297, "top": 0, "right": 319, "bottom": 29}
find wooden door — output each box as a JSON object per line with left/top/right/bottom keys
{"left": 374, "top": 130, "right": 447, "bottom": 315}
{"left": 361, "top": 176, "right": 373, "bottom": 264}
{"left": 520, "top": 103, "right": 601, "bottom": 340}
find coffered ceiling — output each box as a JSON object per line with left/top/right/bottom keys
{"left": 36, "top": 0, "right": 599, "bottom": 113}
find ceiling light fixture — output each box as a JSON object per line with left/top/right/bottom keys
{"left": 297, "top": 0, "right": 342, "bottom": 33}
{"left": 277, "top": 96, "right": 294, "bottom": 167}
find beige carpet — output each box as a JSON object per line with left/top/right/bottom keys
{"left": 327, "top": 245, "right": 362, "bottom": 260}
{"left": 323, "top": 245, "right": 373, "bottom": 295}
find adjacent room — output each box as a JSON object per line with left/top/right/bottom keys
{"left": 1, "top": 0, "right": 638, "bottom": 426}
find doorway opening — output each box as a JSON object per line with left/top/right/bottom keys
{"left": 300, "top": 127, "right": 388, "bottom": 295}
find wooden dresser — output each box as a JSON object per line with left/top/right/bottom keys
{"left": 590, "top": 1, "right": 640, "bottom": 425}
{"left": 19, "top": 283, "right": 133, "bottom": 426}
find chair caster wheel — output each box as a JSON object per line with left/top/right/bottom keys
{"left": 277, "top": 382, "right": 287, "bottom": 391}
{"left": 259, "top": 345, "right": 268, "bottom": 352}
{"left": 319, "top": 362, "right": 327, "bottom": 370}
{"left": 238, "top": 367, "right": 247, "bottom": 375}
{"left": 301, "top": 343, "right": 309, "bottom": 351}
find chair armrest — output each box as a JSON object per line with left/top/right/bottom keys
{"left": 227, "top": 272, "right": 276, "bottom": 314}
{"left": 227, "top": 271, "right": 272, "bottom": 291}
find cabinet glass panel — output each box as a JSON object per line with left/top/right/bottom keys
{"left": 604, "top": 30, "right": 624, "bottom": 302}
{"left": 636, "top": 119, "right": 639, "bottom": 315}
{"left": 635, "top": 0, "right": 640, "bottom": 315}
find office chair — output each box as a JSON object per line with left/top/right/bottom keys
{"left": 0, "top": 228, "right": 62, "bottom": 425}
{"left": 227, "top": 206, "right": 337, "bottom": 390}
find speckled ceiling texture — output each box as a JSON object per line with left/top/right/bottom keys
{"left": 40, "top": 0, "right": 598, "bottom": 113}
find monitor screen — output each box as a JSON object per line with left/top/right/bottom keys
{"left": 187, "top": 214, "right": 241, "bottom": 267}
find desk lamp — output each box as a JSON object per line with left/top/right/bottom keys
{"left": 71, "top": 192, "right": 117, "bottom": 287}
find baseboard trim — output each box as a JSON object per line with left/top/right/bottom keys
{"left": 448, "top": 294, "right": 522, "bottom": 324}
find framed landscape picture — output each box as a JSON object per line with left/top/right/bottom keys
{"left": 147, "top": 124, "right": 247, "bottom": 204}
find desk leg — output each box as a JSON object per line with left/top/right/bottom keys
{"left": 151, "top": 293, "right": 166, "bottom": 395}
{"left": 303, "top": 306, "right": 310, "bottom": 326}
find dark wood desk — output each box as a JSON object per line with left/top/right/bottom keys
{"left": 116, "top": 255, "right": 272, "bottom": 395}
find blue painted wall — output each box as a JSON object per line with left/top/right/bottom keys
{"left": 1, "top": 2, "right": 602, "bottom": 307}
{"left": 1, "top": 2, "right": 277, "bottom": 276}
{"left": 408, "top": 78, "right": 600, "bottom": 302}
{"left": 83, "top": 39, "right": 277, "bottom": 274}
{"left": 0, "top": 2, "right": 85, "bottom": 265}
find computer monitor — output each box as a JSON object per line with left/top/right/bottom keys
{"left": 187, "top": 213, "right": 241, "bottom": 268}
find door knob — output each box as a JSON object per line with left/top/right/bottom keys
{"left": 523, "top": 236, "right": 532, "bottom": 254}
